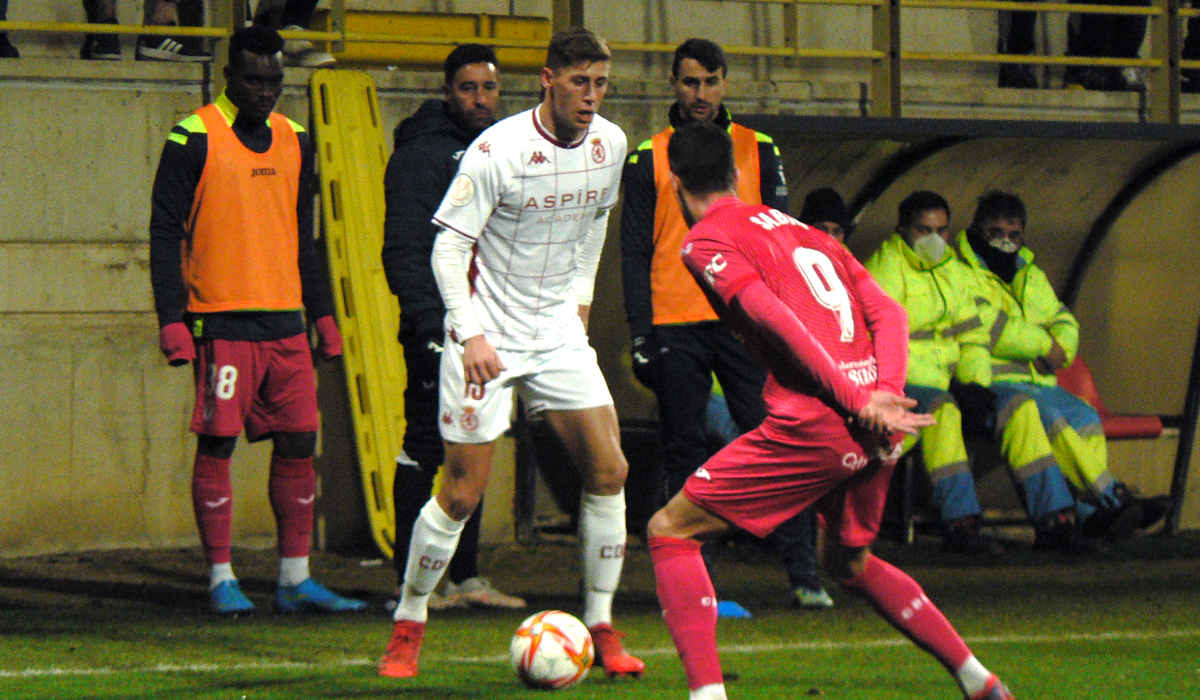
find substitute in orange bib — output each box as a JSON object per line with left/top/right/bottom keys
{"left": 147, "top": 24, "right": 364, "bottom": 616}
{"left": 620, "top": 38, "right": 830, "bottom": 613}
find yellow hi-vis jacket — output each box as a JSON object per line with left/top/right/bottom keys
{"left": 953, "top": 229, "right": 1080, "bottom": 388}
{"left": 865, "top": 233, "right": 992, "bottom": 390}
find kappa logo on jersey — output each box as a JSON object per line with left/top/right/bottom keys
{"left": 703, "top": 253, "right": 727, "bottom": 284}
{"left": 528, "top": 151, "right": 549, "bottom": 166}
{"left": 447, "top": 173, "right": 475, "bottom": 207}
{"left": 693, "top": 467, "right": 712, "bottom": 481}
{"left": 460, "top": 407, "right": 479, "bottom": 432}
{"left": 590, "top": 138, "right": 606, "bottom": 164}
{"left": 523, "top": 187, "right": 609, "bottom": 209}
{"left": 477, "top": 141, "right": 491, "bottom": 154}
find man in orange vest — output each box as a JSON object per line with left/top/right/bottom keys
{"left": 621, "top": 38, "right": 832, "bottom": 610}
{"left": 148, "top": 24, "right": 364, "bottom": 616}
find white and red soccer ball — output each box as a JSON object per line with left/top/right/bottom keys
{"left": 509, "top": 610, "right": 594, "bottom": 689}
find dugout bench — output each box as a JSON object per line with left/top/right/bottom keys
{"left": 885, "top": 357, "right": 1169, "bottom": 545}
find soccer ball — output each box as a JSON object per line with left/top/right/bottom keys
{"left": 509, "top": 609, "right": 594, "bottom": 689}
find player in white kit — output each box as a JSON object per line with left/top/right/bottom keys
{"left": 378, "top": 28, "right": 645, "bottom": 680}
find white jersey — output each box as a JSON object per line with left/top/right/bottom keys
{"left": 432, "top": 107, "right": 627, "bottom": 351}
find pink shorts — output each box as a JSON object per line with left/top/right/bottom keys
{"left": 683, "top": 410, "right": 899, "bottom": 548}
{"left": 191, "top": 334, "right": 319, "bottom": 440}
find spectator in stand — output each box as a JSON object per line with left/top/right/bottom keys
{"left": 80, "top": 0, "right": 210, "bottom": 62}
{"left": 1183, "top": 14, "right": 1200, "bottom": 92}
{"left": 0, "top": 0, "right": 18, "bottom": 58}
{"left": 997, "top": 6, "right": 1039, "bottom": 88}
{"left": 250, "top": 0, "right": 334, "bottom": 67}
{"left": 1063, "top": 0, "right": 1149, "bottom": 91}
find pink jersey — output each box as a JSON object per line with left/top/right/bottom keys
{"left": 682, "top": 196, "right": 908, "bottom": 431}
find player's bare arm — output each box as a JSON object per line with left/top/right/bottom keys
{"left": 461, "top": 334, "right": 505, "bottom": 385}
{"left": 857, "top": 390, "right": 935, "bottom": 435}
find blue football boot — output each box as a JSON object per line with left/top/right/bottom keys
{"left": 274, "top": 578, "right": 367, "bottom": 613}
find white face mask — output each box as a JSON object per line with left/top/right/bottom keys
{"left": 912, "top": 233, "right": 948, "bottom": 263}
{"left": 989, "top": 237, "right": 1020, "bottom": 254}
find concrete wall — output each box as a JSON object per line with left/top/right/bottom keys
{"left": 1, "top": 2, "right": 1197, "bottom": 557}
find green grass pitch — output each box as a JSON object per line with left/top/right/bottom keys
{"left": 2, "top": 532, "right": 1199, "bottom": 698}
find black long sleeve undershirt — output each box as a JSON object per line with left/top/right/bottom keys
{"left": 147, "top": 107, "right": 330, "bottom": 340}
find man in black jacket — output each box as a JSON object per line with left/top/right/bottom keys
{"left": 380, "top": 44, "right": 525, "bottom": 612}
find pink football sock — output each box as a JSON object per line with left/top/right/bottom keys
{"left": 192, "top": 453, "right": 233, "bottom": 564}
{"left": 268, "top": 456, "right": 315, "bottom": 558}
{"left": 841, "top": 554, "right": 971, "bottom": 672}
{"left": 649, "top": 536, "right": 723, "bottom": 690}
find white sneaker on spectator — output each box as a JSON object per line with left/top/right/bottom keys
{"left": 281, "top": 24, "right": 313, "bottom": 56}
{"left": 444, "top": 577, "right": 527, "bottom": 609}
{"left": 385, "top": 588, "right": 467, "bottom": 613}
{"left": 137, "top": 35, "right": 210, "bottom": 62}
{"left": 288, "top": 48, "right": 336, "bottom": 68}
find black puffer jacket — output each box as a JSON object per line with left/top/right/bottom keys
{"left": 381, "top": 99, "right": 482, "bottom": 340}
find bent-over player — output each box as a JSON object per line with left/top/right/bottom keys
{"left": 646, "top": 120, "right": 1016, "bottom": 700}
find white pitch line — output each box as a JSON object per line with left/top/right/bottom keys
{"left": 3, "top": 628, "right": 1197, "bottom": 679}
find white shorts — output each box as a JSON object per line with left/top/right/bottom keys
{"left": 438, "top": 333, "right": 614, "bottom": 444}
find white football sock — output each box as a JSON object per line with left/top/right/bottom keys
{"left": 691, "top": 683, "right": 728, "bottom": 700}
{"left": 394, "top": 497, "right": 465, "bottom": 623}
{"left": 209, "top": 562, "right": 236, "bottom": 590}
{"left": 578, "top": 489, "right": 626, "bottom": 628}
{"left": 278, "top": 556, "right": 310, "bottom": 587}
{"left": 955, "top": 655, "right": 991, "bottom": 697}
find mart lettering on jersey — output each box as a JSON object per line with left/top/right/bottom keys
{"left": 838, "top": 358, "right": 878, "bottom": 386}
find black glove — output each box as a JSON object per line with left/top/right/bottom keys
{"left": 949, "top": 380, "right": 996, "bottom": 435}
{"left": 631, "top": 333, "right": 669, "bottom": 390}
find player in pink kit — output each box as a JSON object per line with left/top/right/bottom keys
{"left": 646, "top": 120, "right": 1016, "bottom": 700}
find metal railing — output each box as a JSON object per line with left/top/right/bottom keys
{"left": 2, "top": 0, "right": 1197, "bottom": 122}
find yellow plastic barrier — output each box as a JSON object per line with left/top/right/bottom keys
{"left": 313, "top": 10, "right": 549, "bottom": 69}
{"left": 310, "top": 69, "right": 403, "bottom": 559}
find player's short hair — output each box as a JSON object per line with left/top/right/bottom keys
{"left": 970, "top": 190, "right": 1027, "bottom": 229}
{"left": 668, "top": 120, "right": 736, "bottom": 195}
{"left": 897, "top": 190, "right": 950, "bottom": 229}
{"left": 444, "top": 43, "right": 499, "bottom": 85}
{"left": 228, "top": 24, "right": 284, "bottom": 70}
{"left": 545, "top": 28, "right": 610, "bottom": 72}
{"left": 672, "top": 38, "right": 727, "bottom": 78}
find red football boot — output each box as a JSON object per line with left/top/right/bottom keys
{"left": 378, "top": 619, "right": 425, "bottom": 678}
{"left": 589, "top": 623, "right": 645, "bottom": 678}
{"left": 969, "top": 674, "right": 1015, "bottom": 700}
